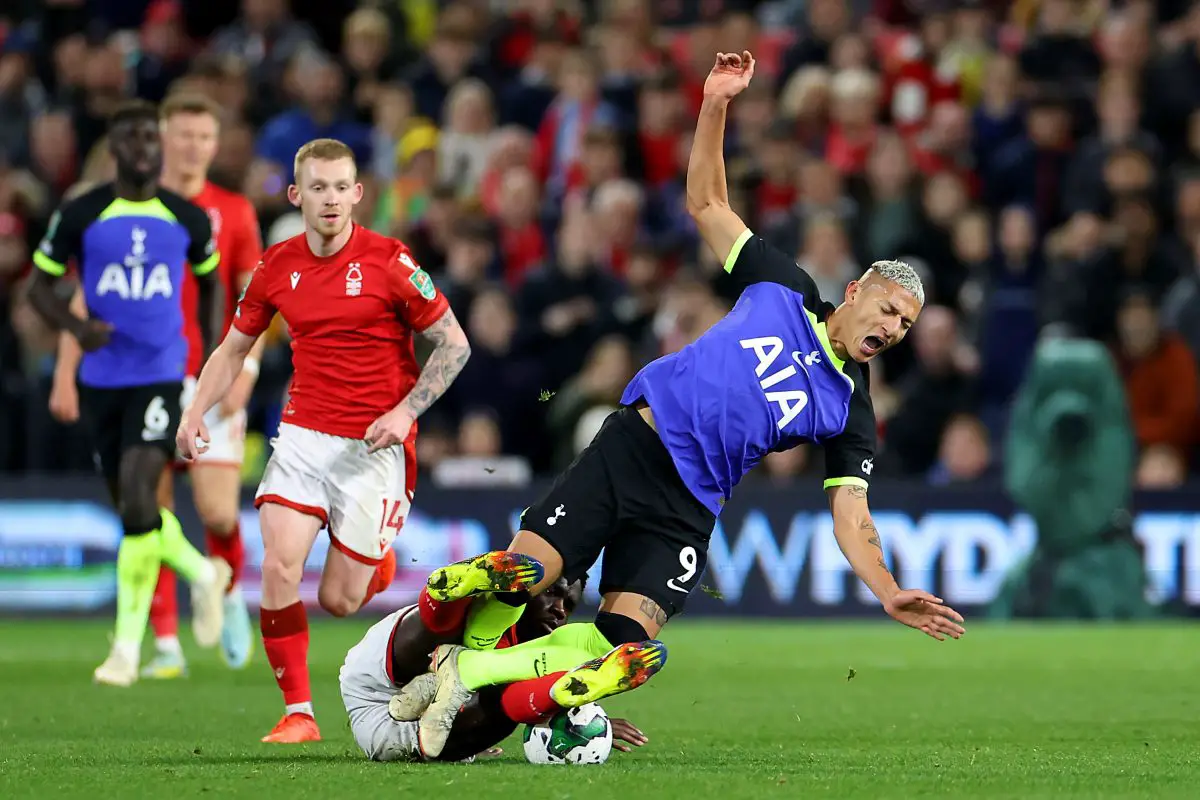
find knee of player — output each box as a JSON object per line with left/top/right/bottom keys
{"left": 260, "top": 551, "right": 303, "bottom": 588}
{"left": 318, "top": 586, "right": 362, "bottom": 617}
{"left": 197, "top": 507, "right": 238, "bottom": 535}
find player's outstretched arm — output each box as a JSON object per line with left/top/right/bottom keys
{"left": 827, "top": 484, "right": 966, "bottom": 641}
{"left": 686, "top": 51, "right": 756, "bottom": 266}
{"left": 366, "top": 306, "right": 470, "bottom": 453}
{"left": 177, "top": 327, "right": 257, "bottom": 460}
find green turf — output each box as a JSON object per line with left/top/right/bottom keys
{"left": 0, "top": 619, "right": 1196, "bottom": 799}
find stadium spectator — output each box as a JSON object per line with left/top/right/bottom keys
{"left": 881, "top": 305, "right": 979, "bottom": 476}
{"left": 1113, "top": 289, "right": 1199, "bottom": 475}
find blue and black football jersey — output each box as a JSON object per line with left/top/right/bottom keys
{"left": 34, "top": 184, "right": 218, "bottom": 389}
{"left": 621, "top": 230, "right": 877, "bottom": 515}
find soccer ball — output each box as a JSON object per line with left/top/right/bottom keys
{"left": 521, "top": 703, "right": 612, "bottom": 765}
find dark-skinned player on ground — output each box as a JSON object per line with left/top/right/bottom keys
{"left": 340, "top": 566, "right": 646, "bottom": 762}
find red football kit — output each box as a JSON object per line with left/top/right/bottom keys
{"left": 180, "top": 182, "right": 263, "bottom": 376}
{"left": 233, "top": 224, "right": 449, "bottom": 440}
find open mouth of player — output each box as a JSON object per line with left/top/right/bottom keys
{"left": 320, "top": 211, "right": 341, "bottom": 223}
{"left": 862, "top": 335, "right": 885, "bottom": 356}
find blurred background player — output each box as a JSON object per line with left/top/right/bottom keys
{"left": 49, "top": 94, "right": 267, "bottom": 678}
{"left": 407, "top": 53, "right": 966, "bottom": 758}
{"left": 26, "top": 100, "right": 230, "bottom": 686}
{"left": 177, "top": 138, "right": 471, "bottom": 743}
{"left": 341, "top": 574, "right": 646, "bottom": 763}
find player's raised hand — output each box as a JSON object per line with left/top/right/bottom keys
{"left": 71, "top": 318, "right": 113, "bottom": 352}
{"left": 176, "top": 411, "right": 211, "bottom": 461}
{"left": 703, "top": 51, "right": 756, "bottom": 100}
{"left": 611, "top": 718, "right": 648, "bottom": 752}
{"left": 883, "top": 589, "right": 965, "bottom": 641}
{"left": 366, "top": 407, "right": 415, "bottom": 454}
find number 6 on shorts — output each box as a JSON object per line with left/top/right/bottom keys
{"left": 141, "top": 395, "right": 169, "bottom": 441}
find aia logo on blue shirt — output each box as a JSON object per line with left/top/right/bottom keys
{"left": 739, "top": 336, "right": 809, "bottom": 430}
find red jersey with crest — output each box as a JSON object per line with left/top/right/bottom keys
{"left": 181, "top": 182, "right": 263, "bottom": 376}
{"left": 233, "top": 225, "right": 448, "bottom": 439}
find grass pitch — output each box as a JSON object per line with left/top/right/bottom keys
{"left": 0, "top": 619, "right": 1196, "bottom": 799}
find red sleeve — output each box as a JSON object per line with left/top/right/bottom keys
{"left": 232, "top": 198, "right": 264, "bottom": 283}
{"left": 232, "top": 257, "right": 276, "bottom": 337}
{"left": 391, "top": 244, "right": 449, "bottom": 331}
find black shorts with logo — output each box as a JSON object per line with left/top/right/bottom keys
{"left": 520, "top": 406, "right": 717, "bottom": 619}
{"left": 80, "top": 381, "right": 182, "bottom": 486}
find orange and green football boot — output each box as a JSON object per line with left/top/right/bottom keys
{"left": 425, "top": 551, "right": 545, "bottom": 602}
{"left": 549, "top": 640, "right": 668, "bottom": 707}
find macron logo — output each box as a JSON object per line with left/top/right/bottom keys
{"left": 290, "top": 272, "right": 301, "bottom": 289}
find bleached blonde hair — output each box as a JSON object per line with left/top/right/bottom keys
{"left": 862, "top": 259, "right": 925, "bottom": 305}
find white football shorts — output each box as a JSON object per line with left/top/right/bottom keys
{"left": 255, "top": 422, "right": 416, "bottom": 564}
{"left": 339, "top": 606, "right": 422, "bottom": 761}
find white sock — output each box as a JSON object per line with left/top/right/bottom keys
{"left": 286, "top": 702, "right": 314, "bottom": 718}
{"left": 113, "top": 638, "right": 140, "bottom": 665}
{"left": 156, "top": 635, "right": 183, "bottom": 656}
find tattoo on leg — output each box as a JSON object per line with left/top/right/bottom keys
{"left": 848, "top": 485, "right": 867, "bottom": 499}
{"left": 638, "top": 597, "right": 668, "bottom": 628}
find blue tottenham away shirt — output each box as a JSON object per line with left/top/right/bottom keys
{"left": 34, "top": 184, "right": 219, "bottom": 389}
{"left": 621, "top": 231, "right": 877, "bottom": 515}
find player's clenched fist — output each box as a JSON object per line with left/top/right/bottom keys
{"left": 704, "top": 50, "right": 756, "bottom": 100}
{"left": 365, "top": 407, "right": 415, "bottom": 454}
{"left": 176, "top": 411, "right": 211, "bottom": 460}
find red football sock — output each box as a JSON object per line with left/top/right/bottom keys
{"left": 149, "top": 566, "right": 178, "bottom": 638}
{"left": 500, "top": 671, "right": 567, "bottom": 724}
{"left": 205, "top": 524, "right": 244, "bottom": 592}
{"left": 418, "top": 586, "right": 471, "bottom": 634}
{"left": 261, "top": 602, "right": 311, "bottom": 707}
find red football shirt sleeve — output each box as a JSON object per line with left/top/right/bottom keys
{"left": 231, "top": 198, "right": 264, "bottom": 283}
{"left": 391, "top": 245, "right": 449, "bottom": 331}
{"left": 232, "top": 258, "right": 276, "bottom": 337}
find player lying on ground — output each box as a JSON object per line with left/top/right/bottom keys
{"left": 27, "top": 100, "right": 230, "bottom": 685}
{"left": 177, "top": 138, "right": 471, "bottom": 743}
{"left": 49, "top": 93, "right": 266, "bottom": 676}
{"left": 401, "top": 52, "right": 966, "bottom": 758}
{"left": 341, "top": 566, "right": 646, "bottom": 762}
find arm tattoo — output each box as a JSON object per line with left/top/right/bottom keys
{"left": 401, "top": 311, "right": 471, "bottom": 418}
{"left": 639, "top": 597, "right": 668, "bottom": 628}
{"left": 861, "top": 517, "right": 887, "bottom": 571}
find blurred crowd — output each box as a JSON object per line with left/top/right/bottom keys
{"left": 2, "top": 0, "right": 1200, "bottom": 490}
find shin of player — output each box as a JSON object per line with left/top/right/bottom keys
{"left": 177, "top": 138, "right": 470, "bottom": 744}
{"left": 145, "top": 94, "right": 266, "bottom": 677}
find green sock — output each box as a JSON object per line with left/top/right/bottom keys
{"left": 463, "top": 594, "right": 527, "bottom": 650}
{"left": 114, "top": 532, "right": 162, "bottom": 648}
{"left": 458, "top": 622, "right": 613, "bottom": 690}
{"left": 156, "top": 508, "right": 212, "bottom": 584}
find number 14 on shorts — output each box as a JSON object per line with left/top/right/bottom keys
{"left": 379, "top": 500, "right": 405, "bottom": 535}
